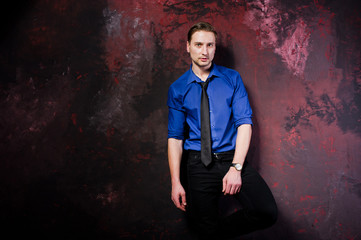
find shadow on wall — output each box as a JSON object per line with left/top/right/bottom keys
{"left": 184, "top": 43, "right": 288, "bottom": 238}
{"left": 214, "top": 44, "right": 235, "bottom": 69}
{"left": 214, "top": 43, "right": 262, "bottom": 171}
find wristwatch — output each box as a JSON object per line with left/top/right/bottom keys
{"left": 231, "top": 163, "right": 242, "bottom": 171}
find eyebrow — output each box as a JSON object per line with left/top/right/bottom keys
{"left": 193, "top": 41, "right": 214, "bottom": 44}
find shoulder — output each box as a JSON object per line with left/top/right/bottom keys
{"left": 215, "top": 64, "right": 240, "bottom": 77}
{"left": 214, "top": 64, "right": 243, "bottom": 86}
{"left": 169, "top": 69, "right": 191, "bottom": 93}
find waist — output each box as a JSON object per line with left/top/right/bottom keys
{"left": 187, "top": 150, "right": 235, "bottom": 160}
{"left": 184, "top": 140, "right": 237, "bottom": 153}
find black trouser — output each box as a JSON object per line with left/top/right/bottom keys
{"left": 185, "top": 150, "right": 277, "bottom": 240}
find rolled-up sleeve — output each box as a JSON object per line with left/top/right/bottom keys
{"left": 167, "top": 86, "right": 186, "bottom": 139}
{"left": 232, "top": 74, "right": 253, "bottom": 128}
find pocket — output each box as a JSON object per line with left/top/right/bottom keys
{"left": 187, "top": 153, "right": 201, "bottom": 167}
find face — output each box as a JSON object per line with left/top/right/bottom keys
{"left": 187, "top": 30, "right": 216, "bottom": 70}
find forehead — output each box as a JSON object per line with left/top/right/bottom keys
{"left": 190, "top": 30, "right": 216, "bottom": 43}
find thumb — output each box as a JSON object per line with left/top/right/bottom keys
{"left": 181, "top": 192, "right": 187, "bottom": 206}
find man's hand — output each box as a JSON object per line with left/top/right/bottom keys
{"left": 171, "top": 182, "right": 187, "bottom": 211}
{"left": 222, "top": 167, "right": 242, "bottom": 195}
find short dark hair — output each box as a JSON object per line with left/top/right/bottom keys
{"left": 187, "top": 22, "right": 217, "bottom": 42}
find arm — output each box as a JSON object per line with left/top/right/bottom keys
{"left": 222, "top": 124, "right": 252, "bottom": 195}
{"left": 168, "top": 138, "right": 187, "bottom": 211}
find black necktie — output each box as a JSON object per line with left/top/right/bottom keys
{"left": 200, "top": 80, "right": 212, "bottom": 167}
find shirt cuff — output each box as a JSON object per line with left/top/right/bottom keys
{"left": 167, "top": 131, "right": 185, "bottom": 140}
{"left": 234, "top": 117, "right": 253, "bottom": 128}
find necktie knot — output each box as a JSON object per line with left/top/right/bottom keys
{"left": 200, "top": 80, "right": 209, "bottom": 89}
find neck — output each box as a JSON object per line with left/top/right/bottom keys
{"left": 192, "top": 62, "right": 212, "bottom": 82}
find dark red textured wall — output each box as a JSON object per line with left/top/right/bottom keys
{"left": 0, "top": 0, "right": 360, "bottom": 239}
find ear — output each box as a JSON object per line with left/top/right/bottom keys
{"left": 186, "top": 41, "right": 190, "bottom": 53}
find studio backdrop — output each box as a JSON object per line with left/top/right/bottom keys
{"left": 0, "top": 0, "right": 360, "bottom": 239}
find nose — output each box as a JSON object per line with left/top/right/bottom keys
{"left": 201, "top": 45, "right": 208, "bottom": 55}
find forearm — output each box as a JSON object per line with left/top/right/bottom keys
{"left": 233, "top": 124, "right": 252, "bottom": 165}
{"left": 168, "top": 138, "right": 184, "bottom": 185}
{"left": 223, "top": 124, "right": 251, "bottom": 195}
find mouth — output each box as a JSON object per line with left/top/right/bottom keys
{"left": 200, "top": 57, "right": 208, "bottom": 62}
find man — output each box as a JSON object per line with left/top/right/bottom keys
{"left": 167, "top": 22, "right": 277, "bottom": 239}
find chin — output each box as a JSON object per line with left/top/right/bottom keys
{"left": 198, "top": 61, "right": 211, "bottom": 67}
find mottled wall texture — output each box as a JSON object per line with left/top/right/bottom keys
{"left": 1, "top": 0, "right": 360, "bottom": 239}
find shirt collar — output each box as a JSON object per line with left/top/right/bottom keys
{"left": 186, "top": 63, "right": 222, "bottom": 85}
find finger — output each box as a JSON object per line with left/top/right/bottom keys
{"left": 234, "top": 186, "right": 240, "bottom": 194}
{"left": 225, "top": 183, "right": 231, "bottom": 195}
{"left": 232, "top": 185, "right": 241, "bottom": 195}
{"left": 181, "top": 193, "right": 187, "bottom": 210}
{"left": 173, "top": 196, "right": 181, "bottom": 209}
{"left": 174, "top": 192, "right": 185, "bottom": 211}
{"left": 173, "top": 193, "right": 183, "bottom": 208}
{"left": 178, "top": 201, "right": 185, "bottom": 211}
{"left": 229, "top": 185, "right": 235, "bottom": 195}
{"left": 180, "top": 203, "right": 186, "bottom": 211}
{"left": 222, "top": 178, "right": 227, "bottom": 193}
{"left": 177, "top": 201, "right": 185, "bottom": 211}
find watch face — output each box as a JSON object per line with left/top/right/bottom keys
{"left": 234, "top": 163, "right": 242, "bottom": 171}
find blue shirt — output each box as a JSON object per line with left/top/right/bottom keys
{"left": 167, "top": 64, "right": 253, "bottom": 153}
